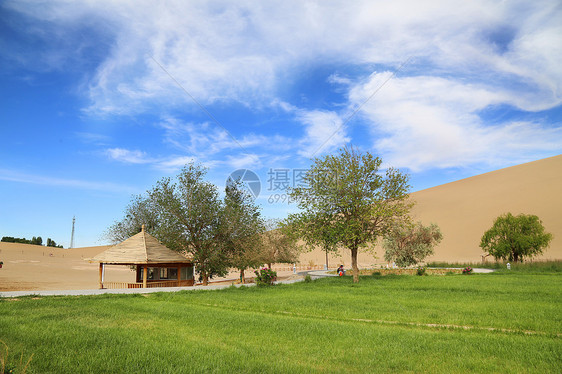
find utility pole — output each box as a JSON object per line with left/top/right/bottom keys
{"left": 70, "top": 216, "right": 75, "bottom": 249}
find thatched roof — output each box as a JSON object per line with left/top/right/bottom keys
{"left": 90, "top": 226, "right": 192, "bottom": 265}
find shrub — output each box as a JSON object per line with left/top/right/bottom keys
{"left": 254, "top": 267, "right": 277, "bottom": 287}
{"left": 416, "top": 267, "right": 426, "bottom": 276}
{"left": 462, "top": 267, "right": 473, "bottom": 274}
{"left": 383, "top": 222, "right": 443, "bottom": 267}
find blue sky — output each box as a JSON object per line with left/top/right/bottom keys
{"left": 1, "top": 0, "right": 561, "bottom": 248}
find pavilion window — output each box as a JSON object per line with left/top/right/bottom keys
{"left": 168, "top": 268, "right": 178, "bottom": 279}
{"left": 181, "top": 266, "right": 194, "bottom": 280}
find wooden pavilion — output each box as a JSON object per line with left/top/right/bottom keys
{"left": 90, "top": 225, "right": 194, "bottom": 289}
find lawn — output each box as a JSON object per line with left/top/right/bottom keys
{"left": 1, "top": 272, "right": 560, "bottom": 373}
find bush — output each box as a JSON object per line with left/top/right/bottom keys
{"left": 462, "top": 267, "right": 473, "bottom": 274}
{"left": 254, "top": 267, "right": 277, "bottom": 287}
{"left": 383, "top": 222, "right": 443, "bottom": 267}
{"left": 416, "top": 267, "right": 426, "bottom": 276}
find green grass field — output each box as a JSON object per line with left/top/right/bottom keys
{"left": 1, "top": 271, "right": 560, "bottom": 373}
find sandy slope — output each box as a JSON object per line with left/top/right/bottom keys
{"left": 301, "top": 155, "right": 562, "bottom": 266}
{"left": 0, "top": 242, "right": 131, "bottom": 291}
{"left": 1, "top": 155, "right": 560, "bottom": 291}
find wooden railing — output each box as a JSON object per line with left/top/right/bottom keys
{"left": 103, "top": 280, "right": 194, "bottom": 289}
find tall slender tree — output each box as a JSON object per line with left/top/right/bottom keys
{"left": 264, "top": 219, "right": 300, "bottom": 268}
{"left": 222, "top": 179, "right": 267, "bottom": 284}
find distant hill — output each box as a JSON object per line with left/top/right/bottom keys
{"left": 300, "top": 155, "right": 562, "bottom": 266}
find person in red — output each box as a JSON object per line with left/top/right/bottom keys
{"left": 337, "top": 265, "right": 345, "bottom": 276}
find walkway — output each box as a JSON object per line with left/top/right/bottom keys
{"left": 0, "top": 277, "right": 305, "bottom": 298}
{"left": 0, "top": 269, "right": 494, "bottom": 298}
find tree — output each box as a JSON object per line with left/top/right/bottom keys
{"left": 383, "top": 222, "right": 442, "bottom": 267}
{"left": 104, "top": 194, "right": 161, "bottom": 244}
{"left": 287, "top": 146, "right": 413, "bottom": 282}
{"left": 480, "top": 213, "right": 553, "bottom": 262}
{"left": 46, "top": 238, "right": 63, "bottom": 248}
{"left": 149, "top": 164, "right": 230, "bottom": 286}
{"left": 283, "top": 212, "right": 340, "bottom": 269}
{"left": 222, "top": 179, "right": 267, "bottom": 284}
{"left": 264, "top": 219, "right": 300, "bottom": 268}
{"left": 106, "top": 163, "right": 229, "bottom": 286}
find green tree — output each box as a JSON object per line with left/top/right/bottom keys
{"left": 480, "top": 213, "right": 553, "bottom": 262}
{"left": 284, "top": 212, "right": 340, "bottom": 269}
{"left": 46, "top": 238, "right": 63, "bottom": 248}
{"left": 106, "top": 163, "right": 230, "bottom": 286}
{"left": 104, "top": 195, "right": 161, "bottom": 244}
{"left": 148, "top": 164, "right": 229, "bottom": 286}
{"left": 383, "top": 222, "right": 443, "bottom": 267}
{"left": 264, "top": 219, "right": 300, "bottom": 268}
{"left": 222, "top": 179, "right": 267, "bottom": 284}
{"left": 287, "top": 147, "right": 413, "bottom": 282}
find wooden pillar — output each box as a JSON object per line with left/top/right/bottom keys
{"left": 143, "top": 266, "right": 148, "bottom": 288}
{"left": 98, "top": 263, "right": 103, "bottom": 289}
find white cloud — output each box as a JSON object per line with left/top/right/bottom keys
{"left": 297, "top": 110, "right": 350, "bottom": 158}
{"left": 349, "top": 73, "right": 562, "bottom": 170}
{"left": 7, "top": 0, "right": 562, "bottom": 171}
{"left": 8, "top": 0, "right": 561, "bottom": 115}
{"left": 105, "top": 148, "right": 152, "bottom": 164}
{"left": 223, "top": 154, "right": 262, "bottom": 170}
{"left": 8, "top": 0, "right": 556, "bottom": 114}
{"left": 0, "top": 168, "right": 136, "bottom": 193}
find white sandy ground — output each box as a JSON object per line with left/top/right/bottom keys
{"left": 0, "top": 155, "right": 560, "bottom": 292}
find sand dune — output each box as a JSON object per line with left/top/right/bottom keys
{"left": 0, "top": 242, "right": 123, "bottom": 291}
{"left": 301, "top": 155, "right": 562, "bottom": 266}
{"left": 1, "top": 155, "right": 560, "bottom": 291}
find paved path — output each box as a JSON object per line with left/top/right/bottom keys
{"left": 471, "top": 268, "right": 495, "bottom": 273}
{"left": 0, "top": 269, "right": 494, "bottom": 298}
{"left": 0, "top": 277, "right": 306, "bottom": 298}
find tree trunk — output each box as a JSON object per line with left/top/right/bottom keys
{"left": 351, "top": 245, "right": 359, "bottom": 283}
{"left": 267, "top": 263, "right": 272, "bottom": 269}
{"left": 240, "top": 269, "right": 246, "bottom": 284}
{"left": 202, "top": 272, "right": 209, "bottom": 286}
{"left": 513, "top": 251, "right": 519, "bottom": 263}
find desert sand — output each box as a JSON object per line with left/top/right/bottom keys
{"left": 1, "top": 155, "right": 561, "bottom": 291}
{"left": 301, "top": 154, "right": 562, "bottom": 266}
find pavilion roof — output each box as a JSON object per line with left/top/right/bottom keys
{"left": 90, "top": 226, "right": 192, "bottom": 265}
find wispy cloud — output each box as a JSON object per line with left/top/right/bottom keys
{"left": 296, "top": 110, "right": 349, "bottom": 158}
{"left": 349, "top": 73, "right": 562, "bottom": 171}
{"left": 75, "top": 132, "right": 112, "bottom": 146}
{"left": 105, "top": 148, "right": 153, "bottom": 164}
{"left": 0, "top": 169, "right": 137, "bottom": 193}
{"left": 6, "top": 0, "right": 562, "bottom": 172}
